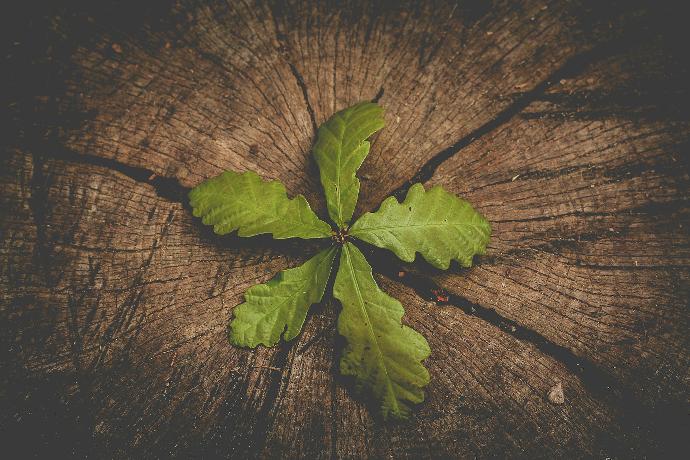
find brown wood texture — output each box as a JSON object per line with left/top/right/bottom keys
{"left": 2, "top": 0, "right": 689, "bottom": 457}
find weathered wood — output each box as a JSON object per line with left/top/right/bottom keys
{"left": 2, "top": 0, "right": 688, "bottom": 457}
{"left": 423, "top": 38, "right": 690, "bottom": 410}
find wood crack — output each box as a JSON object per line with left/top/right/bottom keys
{"left": 372, "top": 86, "right": 384, "bottom": 103}
{"left": 372, "top": 255, "right": 685, "bottom": 450}
{"left": 5, "top": 2, "right": 688, "bottom": 456}
{"left": 288, "top": 62, "right": 318, "bottom": 135}
{"left": 389, "top": 19, "right": 668, "bottom": 201}
{"left": 36, "top": 145, "right": 189, "bottom": 205}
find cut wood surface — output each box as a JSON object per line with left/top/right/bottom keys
{"left": 2, "top": 0, "right": 689, "bottom": 457}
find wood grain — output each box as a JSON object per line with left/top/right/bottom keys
{"left": 2, "top": 0, "right": 688, "bottom": 457}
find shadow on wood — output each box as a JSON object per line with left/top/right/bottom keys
{"left": 1, "top": 0, "right": 689, "bottom": 457}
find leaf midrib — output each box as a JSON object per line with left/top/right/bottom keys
{"left": 342, "top": 244, "right": 400, "bottom": 414}
{"left": 352, "top": 222, "right": 488, "bottom": 232}
{"left": 211, "top": 200, "right": 329, "bottom": 237}
{"left": 322, "top": 121, "right": 346, "bottom": 227}
{"left": 237, "top": 248, "right": 335, "bottom": 341}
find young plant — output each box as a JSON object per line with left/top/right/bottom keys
{"left": 189, "top": 102, "right": 491, "bottom": 420}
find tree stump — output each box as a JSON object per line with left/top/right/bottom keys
{"left": 2, "top": 1, "right": 689, "bottom": 457}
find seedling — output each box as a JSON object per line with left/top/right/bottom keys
{"left": 189, "top": 102, "right": 491, "bottom": 419}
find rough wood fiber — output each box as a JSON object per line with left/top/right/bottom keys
{"left": 2, "top": 0, "right": 689, "bottom": 457}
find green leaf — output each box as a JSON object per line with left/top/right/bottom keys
{"left": 333, "top": 242, "right": 430, "bottom": 420}
{"left": 189, "top": 170, "right": 331, "bottom": 239}
{"left": 313, "top": 102, "right": 385, "bottom": 228}
{"left": 230, "top": 246, "right": 338, "bottom": 347}
{"left": 350, "top": 183, "right": 491, "bottom": 269}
